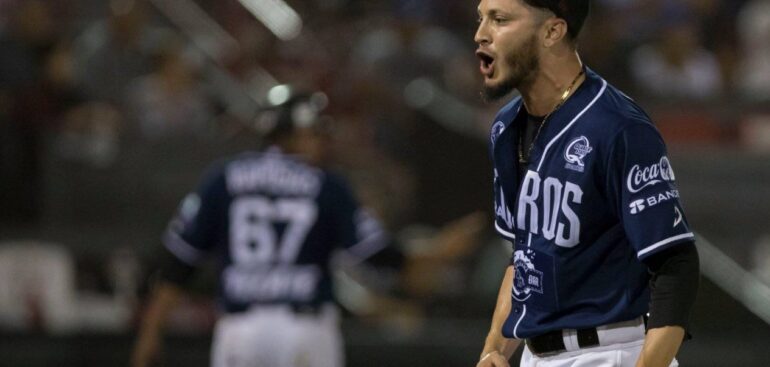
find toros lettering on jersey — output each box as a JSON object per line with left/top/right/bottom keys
{"left": 516, "top": 171, "right": 583, "bottom": 248}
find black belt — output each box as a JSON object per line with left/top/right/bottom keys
{"left": 525, "top": 328, "right": 600, "bottom": 356}
{"left": 525, "top": 316, "right": 648, "bottom": 356}
{"left": 290, "top": 303, "right": 323, "bottom": 315}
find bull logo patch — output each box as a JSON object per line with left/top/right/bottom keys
{"left": 564, "top": 136, "right": 592, "bottom": 172}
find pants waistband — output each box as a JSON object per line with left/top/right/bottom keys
{"left": 525, "top": 316, "right": 647, "bottom": 357}
{"left": 229, "top": 302, "right": 335, "bottom": 317}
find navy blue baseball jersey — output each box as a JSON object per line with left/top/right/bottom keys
{"left": 489, "top": 68, "right": 694, "bottom": 339}
{"left": 162, "top": 147, "right": 386, "bottom": 313}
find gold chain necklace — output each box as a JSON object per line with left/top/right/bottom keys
{"left": 518, "top": 68, "right": 585, "bottom": 165}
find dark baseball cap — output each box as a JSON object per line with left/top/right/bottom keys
{"left": 524, "top": 0, "right": 590, "bottom": 39}
{"left": 254, "top": 84, "right": 329, "bottom": 140}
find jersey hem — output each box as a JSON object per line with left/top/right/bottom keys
{"left": 163, "top": 230, "right": 206, "bottom": 265}
{"left": 512, "top": 303, "right": 527, "bottom": 339}
{"left": 636, "top": 233, "right": 695, "bottom": 259}
{"left": 495, "top": 221, "right": 516, "bottom": 241}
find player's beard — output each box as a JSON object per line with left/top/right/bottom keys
{"left": 482, "top": 34, "right": 540, "bottom": 102}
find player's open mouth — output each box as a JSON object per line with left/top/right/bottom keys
{"left": 476, "top": 50, "right": 495, "bottom": 78}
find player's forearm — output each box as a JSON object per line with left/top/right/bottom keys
{"left": 635, "top": 326, "right": 685, "bottom": 367}
{"left": 481, "top": 266, "right": 519, "bottom": 359}
{"left": 481, "top": 334, "right": 520, "bottom": 360}
{"left": 132, "top": 279, "right": 185, "bottom": 367}
{"left": 138, "top": 282, "right": 184, "bottom": 338}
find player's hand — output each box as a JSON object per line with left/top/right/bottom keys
{"left": 130, "top": 333, "right": 161, "bottom": 367}
{"left": 476, "top": 351, "right": 510, "bottom": 367}
{"left": 432, "top": 211, "right": 488, "bottom": 260}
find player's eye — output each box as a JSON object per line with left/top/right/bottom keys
{"left": 493, "top": 17, "right": 508, "bottom": 24}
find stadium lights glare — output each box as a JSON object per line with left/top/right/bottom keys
{"left": 150, "top": 0, "right": 240, "bottom": 60}
{"left": 404, "top": 78, "right": 479, "bottom": 137}
{"left": 697, "top": 234, "right": 770, "bottom": 325}
{"left": 237, "top": 0, "right": 303, "bottom": 41}
{"left": 267, "top": 85, "right": 292, "bottom": 106}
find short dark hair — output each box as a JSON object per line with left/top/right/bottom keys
{"left": 523, "top": 0, "right": 590, "bottom": 40}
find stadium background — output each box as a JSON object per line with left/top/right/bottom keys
{"left": 0, "top": 0, "right": 769, "bottom": 365}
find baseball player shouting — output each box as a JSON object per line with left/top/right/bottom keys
{"left": 473, "top": 1, "right": 699, "bottom": 367}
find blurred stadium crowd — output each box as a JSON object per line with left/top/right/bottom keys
{"left": 0, "top": 0, "right": 770, "bottom": 365}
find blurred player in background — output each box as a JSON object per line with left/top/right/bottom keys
{"left": 131, "top": 85, "right": 487, "bottom": 367}
{"left": 473, "top": 0, "right": 699, "bottom": 366}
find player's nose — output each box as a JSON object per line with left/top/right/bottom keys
{"left": 474, "top": 20, "right": 490, "bottom": 45}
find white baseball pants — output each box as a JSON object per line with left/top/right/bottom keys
{"left": 210, "top": 304, "right": 343, "bottom": 367}
{"left": 520, "top": 317, "right": 678, "bottom": 367}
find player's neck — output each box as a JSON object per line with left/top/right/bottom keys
{"left": 520, "top": 51, "right": 584, "bottom": 117}
{"left": 273, "top": 138, "right": 322, "bottom": 165}
{"left": 269, "top": 139, "right": 298, "bottom": 158}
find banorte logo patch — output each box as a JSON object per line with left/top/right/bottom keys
{"left": 626, "top": 156, "right": 676, "bottom": 193}
{"left": 629, "top": 199, "right": 646, "bottom": 214}
{"left": 564, "top": 136, "right": 592, "bottom": 172}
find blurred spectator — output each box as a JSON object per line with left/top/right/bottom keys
{"left": 0, "top": 242, "right": 78, "bottom": 333}
{"left": 0, "top": 0, "right": 57, "bottom": 224}
{"left": 72, "top": 0, "right": 167, "bottom": 104}
{"left": 54, "top": 102, "right": 122, "bottom": 168}
{"left": 684, "top": 0, "right": 746, "bottom": 91}
{"left": 127, "top": 39, "right": 214, "bottom": 139}
{"left": 578, "top": 4, "right": 632, "bottom": 89}
{"left": 736, "top": 0, "right": 770, "bottom": 102}
{"left": 0, "top": 0, "right": 53, "bottom": 86}
{"left": 32, "top": 40, "right": 123, "bottom": 170}
{"left": 0, "top": 241, "right": 139, "bottom": 333}
{"left": 596, "top": 0, "right": 664, "bottom": 45}
{"left": 351, "top": 19, "right": 465, "bottom": 88}
{"left": 629, "top": 8, "right": 723, "bottom": 100}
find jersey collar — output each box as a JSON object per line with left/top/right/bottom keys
{"left": 491, "top": 68, "right": 607, "bottom": 207}
{"left": 526, "top": 68, "right": 606, "bottom": 172}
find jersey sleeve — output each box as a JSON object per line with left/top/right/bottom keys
{"left": 607, "top": 123, "right": 695, "bottom": 260}
{"left": 162, "top": 164, "right": 227, "bottom": 265}
{"left": 322, "top": 174, "right": 388, "bottom": 264}
{"left": 490, "top": 119, "right": 516, "bottom": 243}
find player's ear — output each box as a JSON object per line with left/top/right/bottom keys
{"left": 542, "top": 16, "right": 568, "bottom": 48}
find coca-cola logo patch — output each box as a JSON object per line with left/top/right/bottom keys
{"left": 626, "top": 156, "right": 676, "bottom": 193}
